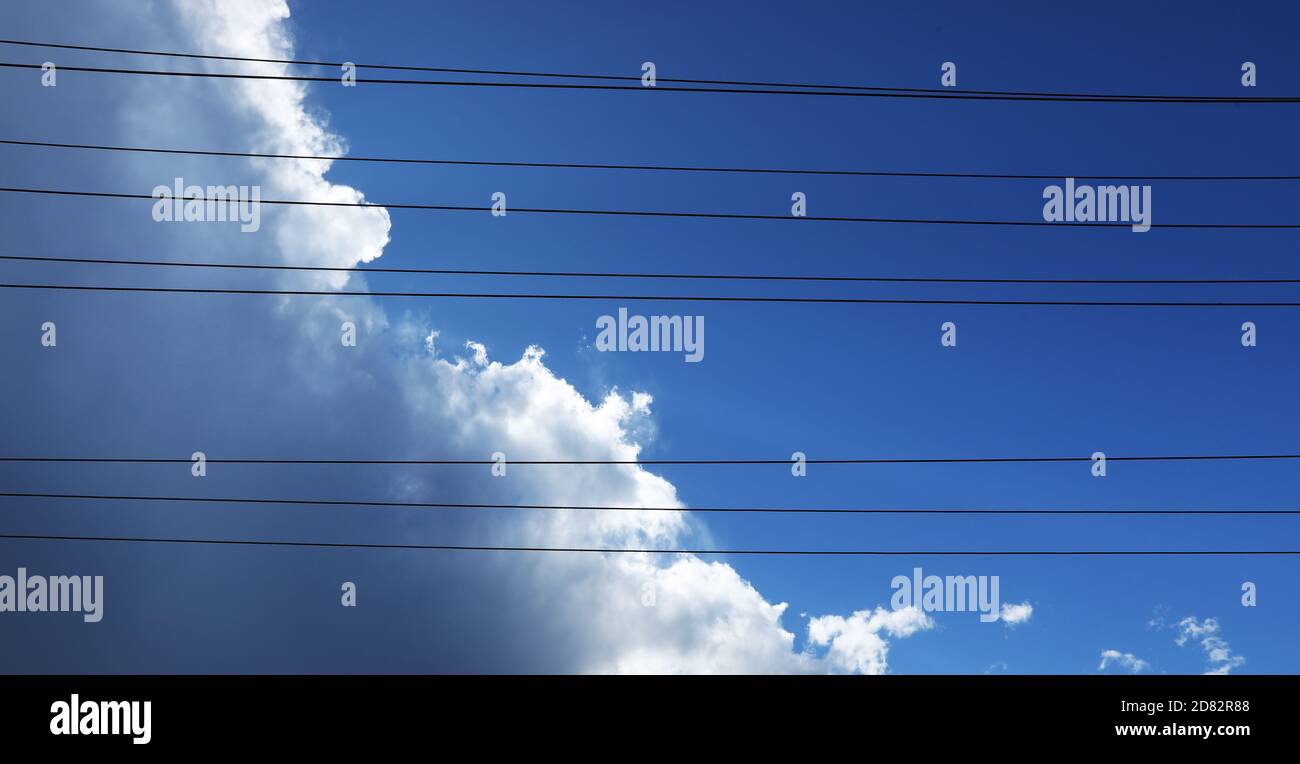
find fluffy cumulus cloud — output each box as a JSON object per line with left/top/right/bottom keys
{"left": 172, "top": 0, "right": 391, "bottom": 287}
{"left": 582, "top": 556, "right": 811, "bottom": 674}
{"left": 1098, "top": 650, "right": 1149, "bottom": 674}
{"left": 21, "top": 0, "right": 932, "bottom": 673}
{"left": 1175, "top": 617, "right": 1244, "bottom": 675}
{"left": 998, "top": 601, "right": 1033, "bottom": 626}
{"left": 807, "top": 607, "right": 934, "bottom": 675}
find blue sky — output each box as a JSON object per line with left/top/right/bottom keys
{"left": 0, "top": 0, "right": 1297, "bottom": 674}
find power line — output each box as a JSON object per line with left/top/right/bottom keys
{"left": 2, "top": 453, "right": 1297, "bottom": 465}
{"left": 3, "top": 491, "right": 1296, "bottom": 515}
{"left": 5, "top": 282, "right": 1300, "bottom": 307}
{"left": 3, "top": 61, "right": 1299, "bottom": 103}
{"left": 3, "top": 186, "right": 1298, "bottom": 229}
{"left": 0, "top": 532, "right": 1293, "bottom": 555}
{"left": 5, "top": 138, "right": 1297, "bottom": 182}
{"left": 5, "top": 254, "right": 1299, "bottom": 286}
{"left": 1, "top": 38, "right": 1294, "bottom": 103}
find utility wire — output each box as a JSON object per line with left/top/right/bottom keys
{"left": 0, "top": 532, "right": 1293, "bottom": 555}
{"left": 5, "top": 138, "right": 1297, "bottom": 181}
{"left": 4, "top": 254, "right": 1299, "bottom": 286}
{"left": 3, "top": 61, "right": 1299, "bottom": 103}
{"left": 0, "top": 38, "right": 1294, "bottom": 102}
{"left": 5, "top": 283, "right": 1300, "bottom": 307}
{"left": 2, "top": 491, "right": 1296, "bottom": 515}
{"left": 7, "top": 281, "right": 1300, "bottom": 305}
{"left": 2, "top": 454, "right": 1297, "bottom": 465}
{"left": 2, "top": 186, "right": 1297, "bottom": 229}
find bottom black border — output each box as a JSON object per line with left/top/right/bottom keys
{"left": 1, "top": 675, "right": 1289, "bottom": 750}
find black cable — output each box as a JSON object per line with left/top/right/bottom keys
{"left": 5, "top": 283, "right": 1300, "bottom": 307}
{"left": 0, "top": 532, "right": 1293, "bottom": 555}
{"left": 5, "top": 254, "right": 1298, "bottom": 286}
{"left": 3, "top": 61, "right": 1298, "bottom": 103}
{"left": 1, "top": 454, "right": 1296, "bottom": 465}
{"left": 5, "top": 138, "right": 1296, "bottom": 182}
{"left": 2, "top": 491, "right": 1295, "bottom": 515}
{"left": 2, "top": 186, "right": 1296, "bottom": 229}
{"left": 0, "top": 38, "right": 1293, "bottom": 102}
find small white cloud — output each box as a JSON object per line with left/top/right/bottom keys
{"left": 1174, "top": 615, "right": 1217, "bottom": 646}
{"left": 806, "top": 606, "right": 933, "bottom": 675}
{"left": 1175, "top": 617, "right": 1244, "bottom": 675}
{"left": 1098, "top": 649, "right": 1149, "bottom": 674}
{"left": 464, "top": 341, "right": 489, "bottom": 367}
{"left": 999, "top": 601, "right": 1034, "bottom": 626}
{"left": 630, "top": 391, "right": 653, "bottom": 414}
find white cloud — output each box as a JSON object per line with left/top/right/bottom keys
{"left": 1173, "top": 615, "right": 1216, "bottom": 646}
{"left": 806, "top": 607, "right": 934, "bottom": 675}
{"left": 1098, "top": 650, "right": 1149, "bottom": 674}
{"left": 1175, "top": 617, "right": 1244, "bottom": 675}
{"left": 581, "top": 556, "right": 811, "bottom": 674}
{"left": 393, "top": 342, "right": 933, "bottom": 673}
{"left": 172, "top": 0, "right": 391, "bottom": 289}
{"left": 999, "top": 601, "right": 1034, "bottom": 626}
{"left": 75, "top": 0, "right": 932, "bottom": 674}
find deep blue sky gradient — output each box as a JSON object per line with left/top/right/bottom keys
{"left": 1, "top": 0, "right": 1297, "bottom": 673}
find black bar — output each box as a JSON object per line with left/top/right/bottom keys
{"left": 0, "top": 675, "right": 1288, "bottom": 750}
